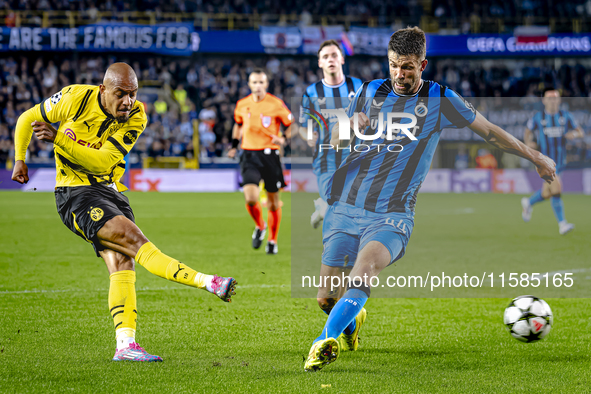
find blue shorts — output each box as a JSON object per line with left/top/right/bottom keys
{"left": 316, "top": 172, "right": 333, "bottom": 201}
{"left": 321, "top": 203, "right": 413, "bottom": 268}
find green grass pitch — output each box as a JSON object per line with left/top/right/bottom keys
{"left": 1, "top": 191, "right": 590, "bottom": 393}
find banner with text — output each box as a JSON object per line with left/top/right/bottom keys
{"left": 3, "top": 25, "right": 591, "bottom": 57}
{"left": 0, "top": 23, "right": 198, "bottom": 55}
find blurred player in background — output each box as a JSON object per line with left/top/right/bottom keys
{"left": 304, "top": 27, "right": 556, "bottom": 372}
{"left": 11, "top": 63, "right": 236, "bottom": 362}
{"left": 521, "top": 88, "right": 584, "bottom": 235}
{"left": 300, "top": 40, "right": 363, "bottom": 229}
{"left": 228, "top": 69, "right": 292, "bottom": 254}
{"left": 298, "top": 39, "right": 364, "bottom": 353}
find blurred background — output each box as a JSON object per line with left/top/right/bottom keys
{"left": 2, "top": 0, "right": 591, "bottom": 192}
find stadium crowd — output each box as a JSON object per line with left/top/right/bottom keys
{"left": 1, "top": 54, "right": 591, "bottom": 167}
{"left": 5, "top": 0, "right": 591, "bottom": 20}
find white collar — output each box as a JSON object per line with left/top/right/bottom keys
{"left": 322, "top": 78, "right": 346, "bottom": 88}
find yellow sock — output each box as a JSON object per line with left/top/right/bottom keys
{"left": 109, "top": 270, "right": 137, "bottom": 349}
{"left": 135, "top": 242, "right": 211, "bottom": 289}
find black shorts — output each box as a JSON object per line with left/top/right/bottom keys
{"left": 240, "top": 149, "right": 286, "bottom": 193}
{"left": 55, "top": 184, "right": 135, "bottom": 257}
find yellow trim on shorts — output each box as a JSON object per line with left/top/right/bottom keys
{"left": 72, "top": 213, "right": 92, "bottom": 243}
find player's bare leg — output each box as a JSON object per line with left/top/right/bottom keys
{"left": 243, "top": 184, "right": 266, "bottom": 249}
{"left": 97, "top": 215, "right": 237, "bottom": 301}
{"left": 265, "top": 191, "right": 282, "bottom": 254}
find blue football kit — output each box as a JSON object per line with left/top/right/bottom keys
{"left": 527, "top": 110, "right": 577, "bottom": 173}
{"left": 301, "top": 77, "right": 363, "bottom": 200}
{"left": 322, "top": 79, "right": 477, "bottom": 267}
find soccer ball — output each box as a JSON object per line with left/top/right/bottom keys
{"left": 503, "top": 295, "right": 553, "bottom": 343}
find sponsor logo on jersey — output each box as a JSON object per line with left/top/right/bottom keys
{"left": 84, "top": 121, "right": 94, "bottom": 133}
{"left": 64, "top": 128, "right": 76, "bottom": 141}
{"left": 371, "top": 99, "right": 384, "bottom": 109}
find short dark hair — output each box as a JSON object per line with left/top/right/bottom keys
{"left": 317, "top": 39, "right": 343, "bottom": 57}
{"left": 250, "top": 68, "right": 267, "bottom": 78}
{"left": 388, "top": 27, "right": 426, "bottom": 60}
{"left": 542, "top": 86, "right": 560, "bottom": 97}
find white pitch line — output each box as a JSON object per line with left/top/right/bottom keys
{"left": 0, "top": 284, "right": 288, "bottom": 295}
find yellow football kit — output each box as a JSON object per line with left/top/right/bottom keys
{"left": 14, "top": 84, "right": 146, "bottom": 191}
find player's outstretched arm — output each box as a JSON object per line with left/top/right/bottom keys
{"left": 469, "top": 112, "right": 556, "bottom": 183}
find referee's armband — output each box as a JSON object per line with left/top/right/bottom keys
{"left": 232, "top": 138, "right": 240, "bottom": 149}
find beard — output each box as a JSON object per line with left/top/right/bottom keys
{"left": 391, "top": 78, "right": 414, "bottom": 95}
{"left": 116, "top": 114, "right": 130, "bottom": 123}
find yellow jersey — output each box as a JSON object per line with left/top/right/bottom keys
{"left": 14, "top": 84, "right": 147, "bottom": 191}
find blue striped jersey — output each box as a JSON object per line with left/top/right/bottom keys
{"left": 327, "top": 79, "right": 477, "bottom": 215}
{"left": 526, "top": 110, "right": 577, "bottom": 170}
{"left": 300, "top": 77, "right": 363, "bottom": 175}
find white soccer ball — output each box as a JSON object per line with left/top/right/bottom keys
{"left": 503, "top": 295, "right": 553, "bottom": 343}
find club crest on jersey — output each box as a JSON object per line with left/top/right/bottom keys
{"left": 107, "top": 123, "right": 123, "bottom": 137}
{"left": 261, "top": 115, "right": 272, "bottom": 128}
{"left": 317, "top": 97, "right": 327, "bottom": 105}
{"left": 348, "top": 91, "right": 356, "bottom": 98}
{"left": 559, "top": 117, "right": 566, "bottom": 125}
{"left": 415, "top": 102, "right": 428, "bottom": 117}
{"left": 88, "top": 207, "right": 104, "bottom": 222}
{"left": 123, "top": 130, "right": 138, "bottom": 145}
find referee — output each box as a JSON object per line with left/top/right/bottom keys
{"left": 228, "top": 69, "right": 292, "bottom": 254}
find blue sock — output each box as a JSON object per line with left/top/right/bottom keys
{"left": 529, "top": 189, "right": 545, "bottom": 206}
{"left": 551, "top": 196, "right": 565, "bottom": 223}
{"left": 321, "top": 305, "right": 356, "bottom": 335}
{"left": 314, "top": 288, "right": 368, "bottom": 344}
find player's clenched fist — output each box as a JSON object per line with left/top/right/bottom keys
{"left": 350, "top": 112, "right": 370, "bottom": 131}
{"left": 32, "top": 121, "right": 58, "bottom": 143}
{"left": 534, "top": 153, "right": 556, "bottom": 184}
{"left": 11, "top": 160, "right": 29, "bottom": 184}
